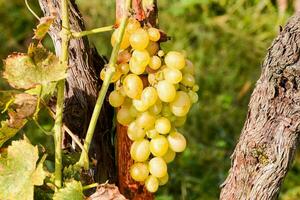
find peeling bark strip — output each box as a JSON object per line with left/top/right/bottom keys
{"left": 38, "top": 0, "right": 115, "bottom": 182}
{"left": 220, "top": 14, "right": 300, "bottom": 200}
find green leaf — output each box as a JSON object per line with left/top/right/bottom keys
{"left": 26, "top": 82, "right": 57, "bottom": 102}
{"left": 3, "top": 45, "right": 67, "bottom": 90}
{"left": 53, "top": 180, "right": 84, "bottom": 200}
{"left": 0, "top": 139, "right": 47, "bottom": 200}
{"left": 33, "top": 16, "right": 55, "bottom": 41}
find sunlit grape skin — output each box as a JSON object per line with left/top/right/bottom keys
{"left": 130, "top": 162, "right": 149, "bottom": 182}
{"left": 167, "top": 131, "right": 187, "bottom": 152}
{"left": 147, "top": 27, "right": 161, "bottom": 41}
{"left": 162, "top": 148, "right": 176, "bottom": 163}
{"left": 117, "top": 107, "right": 133, "bottom": 126}
{"left": 155, "top": 117, "right": 171, "bottom": 134}
{"left": 127, "top": 121, "right": 146, "bottom": 141}
{"left": 149, "top": 56, "right": 162, "bottom": 70}
{"left": 130, "top": 28, "right": 149, "bottom": 50}
{"left": 149, "top": 157, "right": 168, "bottom": 178}
{"left": 145, "top": 175, "right": 159, "bottom": 193}
{"left": 165, "top": 51, "right": 185, "bottom": 69}
{"left": 164, "top": 67, "right": 182, "bottom": 84}
{"left": 156, "top": 80, "right": 176, "bottom": 102}
{"left": 130, "top": 139, "right": 151, "bottom": 162}
{"left": 111, "top": 28, "right": 130, "bottom": 49}
{"left": 169, "top": 91, "right": 191, "bottom": 117}
{"left": 158, "top": 173, "right": 169, "bottom": 186}
{"left": 123, "top": 74, "right": 143, "bottom": 99}
{"left": 130, "top": 50, "right": 150, "bottom": 75}
{"left": 109, "top": 90, "right": 124, "bottom": 107}
{"left": 150, "top": 135, "right": 169, "bottom": 157}
{"left": 141, "top": 87, "right": 158, "bottom": 107}
{"left": 136, "top": 111, "right": 156, "bottom": 130}
{"left": 126, "top": 18, "right": 141, "bottom": 33}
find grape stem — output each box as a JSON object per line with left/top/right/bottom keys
{"left": 77, "top": 0, "right": 131, "bottom": 169}
{"left": 71, "top": 25, "right": 114, "bottom": 38}
{"left": 53, "top": 0, "right": 70, "bottom": 189}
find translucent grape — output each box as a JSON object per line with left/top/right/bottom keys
{"left": 148, "top": 73, "right": 157, "bottom": 86}
{"left": 129, "top": 105, "right": 139, "bottom": 118}
{"left": 147, "top": 27, "right": 160, "bottom": 41}
{"left": 109, "top": 90, "right": 125, "bottom": 107}
{"left": 146, "top": 41, "right": 159, "bottom": 56}
{"left": 162, "top": 148, "right": 176, "bottom": 163}
{"left": 161, "top": 104, "right": 173, "bottom": 118}
{"left": 111, "top": 28, "right": 130, "bottom": 49}
{"left": 117, "top": 107, "right": 133, "bottom": 125}
{"left": 150, "top": 135, "right": 169, "bottom": 157}
{"left": 167, "top": 131, "right": 187, "bottom": 152}
{"left": 155, "top": 117, "right": 171, "bottom": 134}
{"left": 118, "top": 63, "right": 130, "bottom": 74}
{"left": 169, "top": 91, "right": 191, "bottom": 117}
{"left": 149, "top": 157, "right": 167, "bottom": 178}
{"left": 146, "top": 128, "right": 159, "bottom": 139}
{"left": 163, "top": 67, "right": 182, "bottom": 84}
{"left": 158, "top": 173, "right": 169, "bottom": 186}
{"left": 192, "top": 84, "right": 199, "bottom": 92}
{"left": 132, "top": 99, "right": 149, "bottom": 112}
{"left": 130, "top": 162, "right": 149, "bottom": 182}
{"left": 130, "top": 50, "right": 150, "bottom": 74}
{"left": 157, "top": 50, "right": 164, "bottom": 57}
{"left": 145, "top": 175, "right": 159, "bottom": 193}
{"left": 181, "top": 73, "right": 195, "bottom": 87}
{"left": 148, "top": 99, "right": 162, "bottom": 115}
{"left": 165, "top": 51, "right": 185, "bottom": 69}
{"left": 182, "top": 59, "right": 195, "bottom": 75}
{"left": 117, "top": 50, "right": 131, "bottom": 64}
{"left": 123, "top": 74, "right": 143, "bottom": 99}
{"left": 141, "top": 87, "right": 158, "bottom": 107}
{"left": 129, "top": 28, "right": 149, "bottom": 50}
{"left": 129, "top": 59, "right": 146, "bottom": 75}
{"left": 156, "top": 80, "right": 176, "bottom": 102}
{"left": 130, "top": 139, "right": 151, "bottom": 162}
{"left": 128, "top": 121, "right": 146, "bottom": 141}
{"left": 136, "top": 111, "right": 156, "bottom": 130}
{"left": 188, "top": 91, "right": 199, "bottom": 103}
{"left": 126, "top": 18, "right": 141, "bottom": 34}
{"left": 149, "top": 56, "right": 162, "bottom": 70}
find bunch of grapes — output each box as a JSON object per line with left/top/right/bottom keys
{"left": 101, "top": 18, "right": 198, "bottom": 193}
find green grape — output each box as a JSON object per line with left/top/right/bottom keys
{"left": 162, "top": 148, "right": 176, "bottom": 163}
{"left": 167, "top": 131, "right": 186, "bottom": 152}
{"left": 128, "top": 121, "right": 146, "bottom": 141}
{"left": 130, "top": 162, "right": 149, "bottom": 182}
{"left": 123, "top": 74, "right": 143, "bottom": 99}
{"left": 118, "top": 63, "right": 130, "bottom": 74}
{"left": 192, "top": 84, "right": 199, "bottom": 92}
{"left": 169, "top": 91, "right": 191, "bottom": 117}
{"left": 129, "top": 105, "right": 139, "bottom": 118}
{"left": 188, "top": 90, "right": 198, "bottom": 103}
{"left": 155, "top": 117, "right": 171, "bottom": 134}
{"left": 149, "top": 157, "right": 167, "bottom": 178}
{"left": 148, "top": 27, "right": 160, "bottom": 41}
{"left": 158, "top": 173, "right": 169, "bottom": 186}
{"left": 150, "top": 135, "right": 169, "bottom": 157}
{"left": 111, "top": 28, "right": 130, "bottom": 49}
{"left": 132, "top": 99, "right": 149, "bottom": 112}
{"left": 145, "top": 175, "right": 159, "bottom": 193}
{"left": 156, "top": 80, "right": 176, "bottom": 102}
{"left": 141, "top": 87, "right": 158, "bottom": 107}
{"left": 182, "top": 59, "right": 195, "bottom": 75}
{"left": 163, "top": 67, "right": 182, "bottom": 84}
{"left": 146, "top": 41, "right": 159, "bottom": 56}
{"left": 117, "top": 107, "right": 133, "bottom": 125}
{"left": 129, "top": 59, "right": 146, "bottom": 75}
{"left": 174, "top": 116, "right": 187, "bottom": 127}
{"left": 109, "top": 90, "right": 125, "bottom": 107}
{"left": 158, "top": 50, "right": 164, "bottom": 57}
{"left": 181, "top": 73, "right": 195, "bottom": 87}
{"left": 136, "top": 111, "right": 156, "bottom": 130}
{"left": 130, "top": 50, "right": 150, "bottom": 74}
{"left": 146, "top": 128, "right": 159, "bottom": 139}
{"left": 165, "top": 51, "right": 185, "bottom": 70}
{"left": 161, "top": 104, "right": 173, "bottom": 118}
{"left": 129, "top": 28, "right": 149, "bottom": 50}
{"left": 130, "top": 139, "right": 151, "bottom": 162}
{"left": 149, "top": 56, "right": 162, "bottom": 70}
{"left": 121, "top": 97, "right": 132, "bottom": 108}
{"left": 126, "top": 18, "right": 141, "bottom": 34}
{"left": 148, "top": 99, "right": 162, "bottom": 115}
{"left": 148, "top": 73, "right": 157, "bottom": 86}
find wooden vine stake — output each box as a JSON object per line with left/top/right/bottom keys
{"left": 116, "top": 0, "right": 157, "bottom": 199}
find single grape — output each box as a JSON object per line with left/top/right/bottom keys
{"left": 141, "top": 87, "right": 158, "bottom": 107}
{"left": 128, "top": 121, "right": 146, "bottom": 141}
{"left": 130, "top": 139, "right": 151, "bottom": 162}
{"left": 132, "top": 99, "right": 149, "bottom": 112}
{"left": 145, "top": 175, "right": 159, "bottom": 193}
{"left": 118, "top": 62, "right": 130, "bottom": 74}
{"left": 109, "top": 90, "right": 125, "bottom": 107}
{"left": 157, "top": 50, "right": 164, "bottom": 57}
{"left": 192, "top": 84, "right": 199, "bottom": 92}
{"left": 188, "top": 90, "right": 199, "bottom": 103}
{"left": 130, "top": 162, "right": 149, "bottom": 182}
{"left": 146, "top": 41, "right": 159, "bottom": 56}
{"left": 111, "top": 28, "right": 130, "bottom": 49}
{"left": 182, "top": 59, "right": 195, "bottom": 75}
{"left": 100, "top": 68, "right": 122, "bottom": 83}
{"left": 129, "top": 28, "right": 149, "bottom": 50}
{"left": 146, "top": 128, "right": 159, "bottom": 139}
{"left": 149, "top": 56, "right": 162, "bottom": 70}
{"left": 136, "top": 111, "right": 156, "bottom": 130}
{"left": 130, "top": 50, "right": 150, "bottom": 74}
{"left": 167, "top": 131, "right": 187, "bottom": 152}
{"left": 117, "top": 107, "right": 133, "bottom": 125}
{"left": 169, "top": 91, "right": 191, "bottom": 117}
{"left": 148, "top": 99, "right": 162, "bottom": 115}
{"left": 129, "top": 59, "right": 146, "bottom": 75}
{"left": 123, "top": 74, "right": 143, "bottom": 99}
{"left": 158, "top": 173, "right": 169, "bottom": 186}
{"left": 181, "top": 73, "right": 195, "bottom": 87}
{"left": 147, "top": 27, "right": 160, "bottom": 41}
{"left": 155, "top": 117, "right": 171, "bottom": 134}
{"left": 148, "top": 73, "right": 157, "bottom": 86}
{"left": 165, "top": 51, "right": 185, "bottom": 69}
{"left": 156, "top": 80, "right": 176, "bottom": 102}
{"left": 126, "top": 18, "right": 141, "bottom": 33}
{"left": 149, "top": 157, "right": 167, "bottom": 178}
{"left": 117, "top": 50, "right": 131, "bottom": 64}
{"left": 163, "top": 67, "right": 182, "bottom": 84}
{"left": 150, "top": 135, "right": 169, "bottom": 157}
{"left": 162, "top": 148, "right": 176, "bottom": 163}
{"left": 129, "top": 105, "right": 139, "bottom": 118}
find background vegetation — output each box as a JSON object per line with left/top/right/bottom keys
{"left": 1, "top": 0, "right": 300, "bottom": 199}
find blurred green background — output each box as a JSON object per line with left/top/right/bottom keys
{"left": 1, "top": 0, "right": 300, "bottom": 199}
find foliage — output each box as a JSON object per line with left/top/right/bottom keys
{"left": 53, "top": 180, "right": 84, "bottom": 200}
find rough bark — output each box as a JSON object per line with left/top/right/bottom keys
{"left": 220, "top": 14, "right": 300, "bottom": 199}
{"left": 115, "top": 1, "right": 157, "bottom": 199}
{"left": 38, "top": 0, "right": 115, "bottom": 183}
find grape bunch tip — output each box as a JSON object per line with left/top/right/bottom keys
{"left": 102, "top": 18, "right": 199, "bottom": 193}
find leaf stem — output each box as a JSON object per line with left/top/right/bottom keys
{"left": 77, "top": 0, "right": 131, "bottom": 169}
{"left": 72, "top": 25, "right": 114, "bottom": 38}
{"left": 53, "top": 0, "right": 70, "bottom": 189}
{"left": 83, "top": 183, "right": 99, "bottom": 190}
